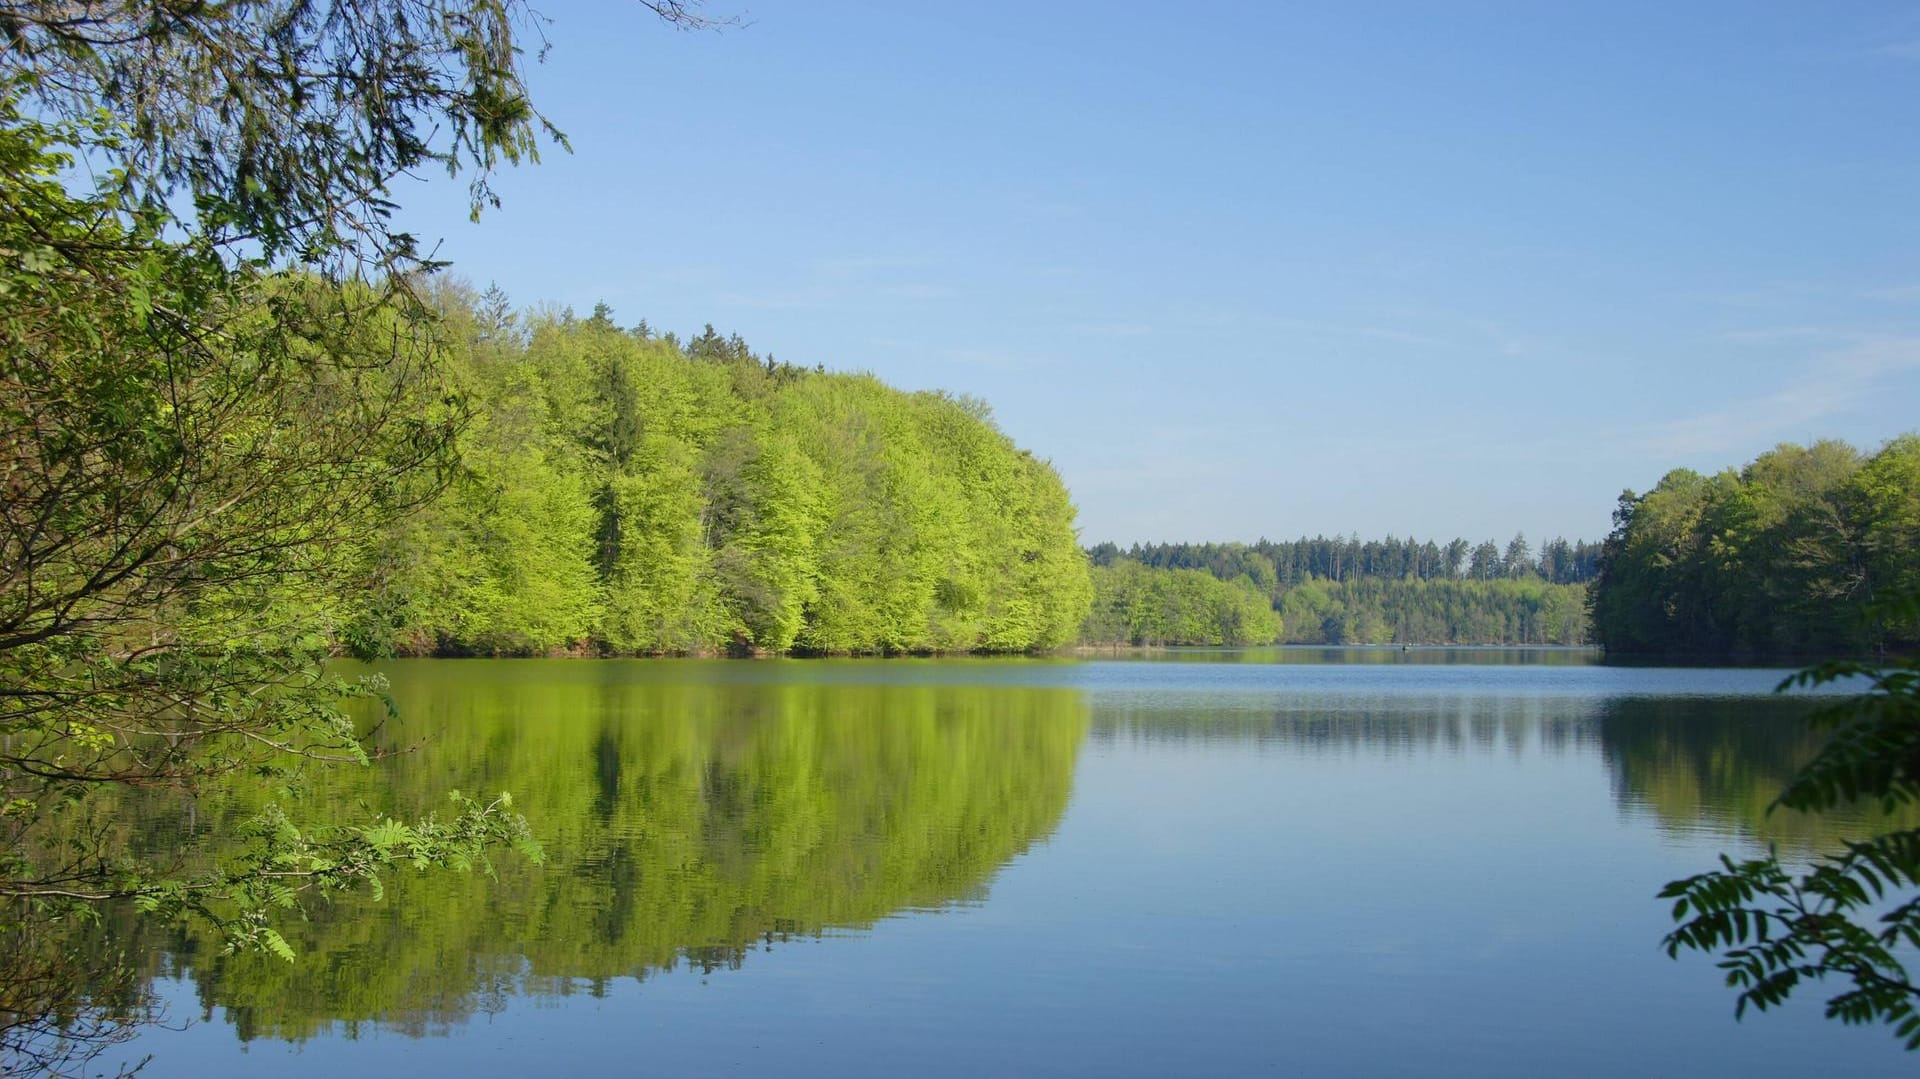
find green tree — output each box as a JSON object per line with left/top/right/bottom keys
{"left": 1847, "top": 437, "right": 1920, "bottom": 644}
{"left": 1469, "top": 540, "right": 1502, "bottom": 580}
{"left": 336, "top": 311, "right": 1090, "bottom": 659}
{"left": 0, "top": 6, "right": 715, "bottom": 1071}
{"left": 1503, "top": 532, "right": 1535, "bottom": 578}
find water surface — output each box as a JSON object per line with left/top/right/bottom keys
{"left": 82, "top": 651, "right": 1913, "bottom": 1075}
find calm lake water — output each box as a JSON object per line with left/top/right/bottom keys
{"left": 97, "top": 650, "right": 1912, "bottom": 1076}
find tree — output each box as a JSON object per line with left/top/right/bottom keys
{"left": 1503, "top": 532, "right": 1535, "bottom": 578}
{"left": 1469, "top": 539, "right": 1502, "bottom": 580}
{"left": 1847, "top": 437, "right": 1920, "bottom": 645}
{"left": 0, "top": 1, "right": 713, "bottom": 1068}
{"left": 1539, "top": 536, "right": 1573, "bottom": 584}
{"left": 2, "top": 0, "right": 719, "bottom": 273}
{"left": 1662, "top": 599, "right": 1920, "bottom": 1048}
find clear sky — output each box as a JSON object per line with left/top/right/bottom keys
{"left": 393, "top": 1, "right": 1920, "bottom": 546}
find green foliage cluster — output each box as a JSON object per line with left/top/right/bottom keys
{"left": 1662, "top": 642, "right": 1920, "bottom": 1048}
{"left": 347, "top": 289, "right": 1093, "bottom": 658}
{"left": 1592, "top": 437, "right": 1920, "bottom": 656}
{"left": 2, "top": 0, "right": 711, "bottom": 275}
{"left": 1081, "top": 559, "right": 1282, "bottom": 646}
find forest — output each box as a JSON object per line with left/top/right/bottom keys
{"left": 339, "top": 289, "right": 1093, "bottom": 657}
{"left": 1080, "top": 534, "right": 1596, "bottom": 647}
{"left": 1589, "top": 437, "right": 1920, "bottom": 656}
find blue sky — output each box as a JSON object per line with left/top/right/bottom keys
{"left": 394, "top": 1, "right": 1920, "bottom": 545}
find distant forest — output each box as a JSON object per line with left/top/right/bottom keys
{"left": 1090, "top": 534, "right": 1603, "bottom": 586}
{"left": 1080, "top": 534, "right": 1597, "bottom": 647}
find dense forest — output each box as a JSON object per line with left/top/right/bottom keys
{"left": 340, "top": 288, "right": 1094, "bottom": 657}
{"left": 1590, "top": 437, "right": 1920, "bottom": 656}
{"left": 1080, "top": 534, "right": 1595, "bottom": 647}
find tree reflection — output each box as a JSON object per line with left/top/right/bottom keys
{"left": 1598, "top": 694, "right": 1912, "bottom": 849}
{"left": 0, "top": 899, "right": 162, "bottom": 1078}
{"left": 74, "top": 664, "right": 1091, "bottom": 1048}
{"left": 1093, "top": 689, "right": 1898, "bottom": 850}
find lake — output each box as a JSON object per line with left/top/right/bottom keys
{"left": 73, "top": 651, "right": 1916, "bottom": 1075}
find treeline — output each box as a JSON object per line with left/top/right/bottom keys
{"left": 1590, "top": 437, "right": 1920, "bottom": 656}
{"left": 1081, "top": 535, "right": 1595, "bottom": 647}
{"left": 1090, "top": 533, "right": 1602, "bottom": 586}
{"left": 342, "top": 287, "right": 1093, "bottom": 656}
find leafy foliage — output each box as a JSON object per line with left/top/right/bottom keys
{"left": 2, "top": 0, "right": 715, "bottom": 273}
{"left": 1662, "top": 625, "right": 1920, "bottom": 1047}
{"left": 127, "top": 791, "right": 540, "bottom": 955}
{"left": 0, "top": 79, "right": 497, "bottom": 869}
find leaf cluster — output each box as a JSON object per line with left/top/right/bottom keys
{"left": 10, "top": 0, "right": 527, "bottom": 272}
{"left": 126, "top": 790, "right": 541, "bottom": 962}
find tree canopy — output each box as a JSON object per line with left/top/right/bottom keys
{"left": 337, "top": 290, "right": 1093, "bottom": 658}
{"left": 1591, "top": 437, "right": 1920, "bottom": 656}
